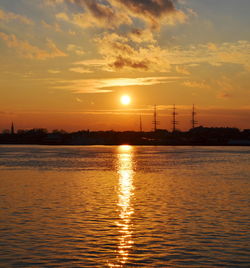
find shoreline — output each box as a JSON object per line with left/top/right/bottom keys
{"left": 1, "top": 143, "right": 250, "bottom": 146}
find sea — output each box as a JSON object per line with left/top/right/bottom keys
{"left": 0, "top": 145, "right": 249, "bottom": 267}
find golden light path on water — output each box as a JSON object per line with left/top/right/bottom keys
{"left": 109, "top": 145, "right": 134, "bottom": 267}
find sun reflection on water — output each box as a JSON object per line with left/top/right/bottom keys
{"left": 109, "top": 145, "right": 134, "bottom": 267}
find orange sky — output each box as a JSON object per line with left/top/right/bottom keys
{"left": 0, "top": 0, "right": 250, "bottom": 131}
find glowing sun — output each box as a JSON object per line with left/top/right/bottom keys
{"left": 120, "top": 95, "right": 131, "bottom": 105}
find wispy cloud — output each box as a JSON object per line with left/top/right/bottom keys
{"left": 44, "top": 0, "right": 64, "bottom": 6}
{"left": 69, "top": 67, "right": 93, "bottom": 73}
{"left": 54, "top": 76, "right": 181, "bottom": 93}
{"left": 175, "top": 65, "right": 190, "bottom": 75}
{"left": 167, "top": 41, "right": 250, "bottom": 70}
{"left": 41, "top": 20, "right": 62, "bottom": 32}
{"left": 183, "top": 80, "right": 210, "bottom": 89}
{"left": 74, "top": 59, "right": 107, "bottom": 67}
{"left": 97, "top": 39, "right": 250, "bottom": 72}
{"left": 0, "top": 32, "right": 67, "bottom": 60}
{"left": 0, "top": 8, "right": 33, "bottom": 25}
{"left": 67, "top": 44, "right": 85, "bottom": 56}
{"left": 72, "top": 59, "right": 108, "bottom": 72}
{"left": 217, "top": 91, "right": 231, "bottom": 99}
{"left": 48, "top": 69, "right": 61, "bottom": 74}
{"left": 56, "top": 7, "right": 132, "bottom": 29}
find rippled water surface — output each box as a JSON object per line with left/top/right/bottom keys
{"left": 0, "top": 145, "right": 249, "bottom": 267}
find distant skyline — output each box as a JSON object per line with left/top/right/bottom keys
{"left": 0, "top": 0, "right": 250, "bottom": 131}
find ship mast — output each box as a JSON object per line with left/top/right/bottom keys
{"left": 152, "top": 104, "right": 159, "bottom": 132}
{"left": 191, "top": 104, "right": 198, "bottom": 129}
{"left": 172, "top": 104, "right": 178, "bottom": 132}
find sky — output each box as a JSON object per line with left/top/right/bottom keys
{"left": 0, "top": 0, "right": 250, "bottom": 131}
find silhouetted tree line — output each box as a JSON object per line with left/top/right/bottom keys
{"left": 0, "top": 126, "right": 250, "bottom": 146}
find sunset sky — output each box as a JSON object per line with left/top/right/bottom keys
{"left": 0, "top": 0, "right": 250, "bottom": 131}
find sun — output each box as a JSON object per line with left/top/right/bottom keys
{"left": 120, "top": 95, "right": 131, "bottom": 105}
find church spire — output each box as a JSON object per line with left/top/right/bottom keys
{"left": 11, "top": 122, "right": 15, "bottom": 135}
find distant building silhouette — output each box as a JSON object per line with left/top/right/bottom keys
{"left": 0, "top": 126, "right": 249, "bottom": 145}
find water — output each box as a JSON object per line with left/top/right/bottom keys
{"left": 0, "top": 145, "right": 249, "bottom": 267}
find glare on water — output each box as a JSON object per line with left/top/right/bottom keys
{"left": 109, "top": 145, "right": 134, "bottom": 267}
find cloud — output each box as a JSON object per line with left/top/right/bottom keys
{"left": 175, "top": 65, "right": 190, "bottom": 75}
{"left": 73, "top": 37, "right": 250, "bottom": 73}
{"left": 110, "top": 55, "right": 149, "bottom": 70}
{"left": 48, "top": 69, "right": 61, "bottom": 74}
{"left": 0, "top": 32, "right": 67, "bottom": 60}
{"left": 76, "top": 97, "right": 83, "bottom": 103}
{"left": 95, "top": 36, "right": 250, "bottom": 73}
{"left": 95, "top": 32, "right": 171, "bottom": 71}
{"left": 69, "top": 67, "right": 93, "bottom": 73}
{"left": 207, "top": 42, "right": 218, "bottom": 51}
{"left": 67, "top": 44, "right": 85, "bottom": 55}
{"left": 42, "top": 20, "right": 62, "bottom": 32}
{"left": 215, "top": 41, "right": 250, "bottom": 69}
{"left": 54, "top": 0, "right": 190, "bottom": 29}
{"left": 127, "top": 28, "right": 156, "bottom": 44}
{"left": 46, "top": 1, "right": 250, "bottom": 73}
{"left": 44, "top": 0, "right": 65, "bottom": 6}
{"left": 54, "top": 76, "right": 180, "bottom": 93}
{"left": 51, "top": 0, "right": 194, "bottom": 72}
{"left": 72, "top": 59, "right": 107, "bottom": 73}
{"left": 0, "top": 8, "right": 33, "bottom": 25}
{"left": 217, "top": 92, "right": 231, "bottom": 99}
{"left": 109, "top": 0, "right": 188, "bottom": 27}
{"left": 216, "top": 76, "right": 234, "bottom": 92}
{"left": 55, "top": 12, "right": 69, "bottom": 21}
{"left": 56, "top": 3, "right": 132, "bottom": 29}
{"left": 215, "top": 76, "right": 234, "bottom": 100}
{"left": 155, "top": 40, "right": 250, "bottom": 71}
{"left": 74, "top": 59, "right": 107, "bottom": 67}
{"left": 68, "top": 30, "right": 76, "bottom": 36}
{"left": 84, "top": 0, "right": 117, "bottom": 19}
{"left": 183, "top": 80, "right": 209, "bottom": 89}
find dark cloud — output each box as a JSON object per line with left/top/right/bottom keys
{"left": 81, "top": 0, "right": 115, "bottom": 21}
{"left": 64, "top": 0, "right": 132, "bottom": 28}
{"left": 113, "top": 0, "right": 185, "bottom": 28}
{"left": 115, "top": 0, "right": 176, "bottom": 18}
{"left": 67, "top": 0, "right": 183, "bottom": 27}
{"left": 110, "top": 55, "right": 149, "bottom": 70}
